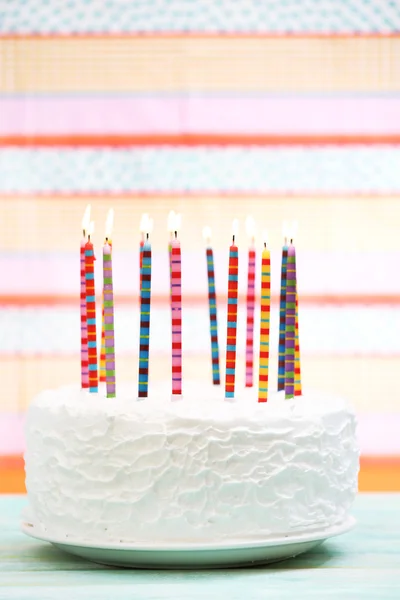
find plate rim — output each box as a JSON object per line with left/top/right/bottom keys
{"left": 21, "top": 511, "right": 356, "bottom": 553}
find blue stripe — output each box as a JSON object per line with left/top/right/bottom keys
{"left": 88, "top": 340, "right": 97, "bottom": 348}
{"left": 88, "top": 363, "right": 97, "bottom": 371}
{"left": 227, "top": 321, "right": 237, "bottom": 328}
{"left": 228, "top": 274, "right": 238, "bottom": 281}
{"left": 89, "top": 387, "right": 98, "bottom": 393}
{"left": 139, "top": 350, "right": 149, "bottom": 359}
{"left": 227, "top": 344, "right": 236, "bottom": 352}
{"left": 85, "top": 272, "right": 94, "bottom": 280}
{"left": 228, "top": 298, "right": 238, "bottom": 305}
{"left": 87, "top": 318, "right": 96, "bottom": 325}
{"left": 225, "top": 391, "right": 235, "bottom": 399}
{"left": 86, "top": 295, "right": 96, "bottom": 303}
{"left": 138, "top": 373, "right": 149, "bottom": 382}
{"left": 226, "top": 368, "right": 236, "bottom": 375}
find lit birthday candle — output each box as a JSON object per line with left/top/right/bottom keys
{"left": 85, "top": 221, "right": 98, "bottom": 393}
{"left": 139, "top": 213, "right": 148, "bottom": 293}
{"left": 295, "top": 294, "right": 302, "bottom": 396}
{"left": 80, "top": 204, "right": 91, "bottom": 390}
{"left": 285, "top": 227, "right": 297, "bottom": 400}
{"left": 100, "top": 209, "right": 114, "bottom": 384}
{"left": 225, "top": 219, "right": 239, "bottom": 401}
{"left": 170, "top": 213, "right": 182, "bottom": 397}
{"left": 293, "top": 222, "right": 302, "bottom": 396}
{"left": 278, "top": 222, "right": 289, "bottom": 391}
{"left": 245, "top": 216, "right": 256, "bottom": 387}
{"left": 103, "top": 209, "right": 116, "bottom": 399}
{"left": 203, "top": 226, "right": 220, "bottom": 385}
{"left": 138, "top": 217, "right": 153, "bottom": 399}
{"left": 258, "top": 232, "right": 271, "bottom": 403}
{"left": 80, "top": 204, "right": 90, "bottom": 389}
{"left": 167, "top": 210, "right": 176, "bottom": 301}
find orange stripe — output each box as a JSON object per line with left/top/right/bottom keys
{"left": 2, "top": 134, "right": 400, "bottom": 147}
{"left": 0, "top": 293, "right": 399, "bottom": 307}
{"left": 1, "top": 454, "right": 399, "bottom": 494}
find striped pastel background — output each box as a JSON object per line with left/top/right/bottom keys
{"left": 1, "top": 0, "right": 399, "bottom": 491}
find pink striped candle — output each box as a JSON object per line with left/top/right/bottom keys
{"left": 245, "top": 217, "right": 256, "bottom": 387}
{"left": 80, "top": 205, "right": 91, "bottom": 389}
{"left": 170, "top": 226, "right": 182, "bottom": 397}
{"left": 80, "top": 239, "right": 89, "bottom": 389}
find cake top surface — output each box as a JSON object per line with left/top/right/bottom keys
{"left": 30, "top": 382, "right": 354, "bottom": 426}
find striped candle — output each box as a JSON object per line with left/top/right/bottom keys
{"left": 245, "top": 244, "right": 256, "bottom": 387}
{"left": 285, "top": 244, "right": 297, "bottom": 399}
{"left": 225, "top": 222, "right": 239, "bottom": 400}
{"left": 99, "top": 239, "right": 112, "bottom": 384}
{"left": 80, "top": 239, "right": 89, "bottom": 389}
{"left": 258, "top": 241, "right": 271, "bottom": 402}
{"left": 167, "top": 211, "right": 175, "bottom": 303}
{"left": 171, "top": 233, "right": 182, "bottom": 396}
{"left": 138, "top": 238, "right": 152, "bottom": 398}
{"left": 204, "top": 227, "right": 220, "bottom": 385}
{"left": 103, "top": 241, "right": 116, "bottom": 398}
{"left": 85, "top": 227, "right": 98, "bottom": 393}
{"left": 278, "top": 243, "right": 288, "bottom": 391}
{"left": 294, "top": 293, "right": 302, "bottom": 396}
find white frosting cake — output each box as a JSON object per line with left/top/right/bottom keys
{"left": 25, "top": 383, "right": 359, "bottom": 545}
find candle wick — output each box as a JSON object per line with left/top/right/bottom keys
{"left": 146, "top": 232, "right": 149, "bottom": 240}
{"left": 290, "top": 238, "right": 293, "bottom": 244}
{"left": 105, "top": 237, "right": 108, "bottom": 242}
{"left": 232, "top": 235, "right": 235, "bottom": 243}
{"left": 264, "top": 242, "right": 266, "bottom": 248}
{"left": 83, "top": 229, "right": 86, "bottom": 239}
{"left": 88, "top": 235, "right": 91, "bottom": 242}
{"left": 174, "top": 230, "right": 177, "bottom": 238}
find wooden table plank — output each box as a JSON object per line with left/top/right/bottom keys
{"left": 0, "top": 494, "right": 399, "bottom": 599}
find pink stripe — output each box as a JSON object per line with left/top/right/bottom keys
{"left": 2, "top": 95, "right": 400, "bottom": 136}
{"left": 2, "top": 251, "right": 400, "bottom": 297}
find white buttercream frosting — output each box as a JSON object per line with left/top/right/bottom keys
{"left": 25, "top": 383, "right": 359, "bottom": 544}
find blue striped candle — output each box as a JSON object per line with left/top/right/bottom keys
{"left": 138, "top": 238, "right": 152, "bottom": 398}
{"left": 205, "top": 237, "right": 220, "bottom": 385}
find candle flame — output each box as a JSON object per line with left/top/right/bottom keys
{"left": 140, "top": 213, "right": 149, "bottom": 234}
{"left": 291, "top": 221, "right": 298, "bottom": 242}
{"left": 167, "top": 210, "right": 176, "bottom": 233}
{"left": 105, "top": 208, "right": 114, "bottom": 239}
{"left": 232, "top": 219, "right": 239, "bottom": 238}
{"left": 282, "top": 220, "right": 289, "bottom": 242}
{"left": 81, "top": 204, "right": 91, "bottom": 234}
{"left": 245, "top": 216, "right": 256, "bottom": 240}
{"left": 87, "top": 221, "right": 95, "bottom": 238}
{"left": 202, "top": 226, "right": 212, "bottom": 243}
{"left": 174, "top": 213, "right": 182, "bottom": 232}
{"left": 147, "top": 217, "right": 154, "bottom": 235}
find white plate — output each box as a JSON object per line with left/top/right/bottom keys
{"left": 21, "top": 510, "right": 355, "bottom": 569}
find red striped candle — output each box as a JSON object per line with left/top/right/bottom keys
{"left": 170, "top": 219, "right": 182, "bottom": 397}
{"left": 85, "top": 221, "right": 98, "bottom": 393}
{"left": 80, "top": 204, "right": 91, "bottom": 389}
{"left": 225, "top": 219, "right": 239, "bottom": 401}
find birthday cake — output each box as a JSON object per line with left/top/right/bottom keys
{"left": 24, "top": 383, "right": 359, "bottom": 544}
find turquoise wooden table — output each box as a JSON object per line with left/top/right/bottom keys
{"left": 0, "top": 494, "right": 399, "bottom": 600}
